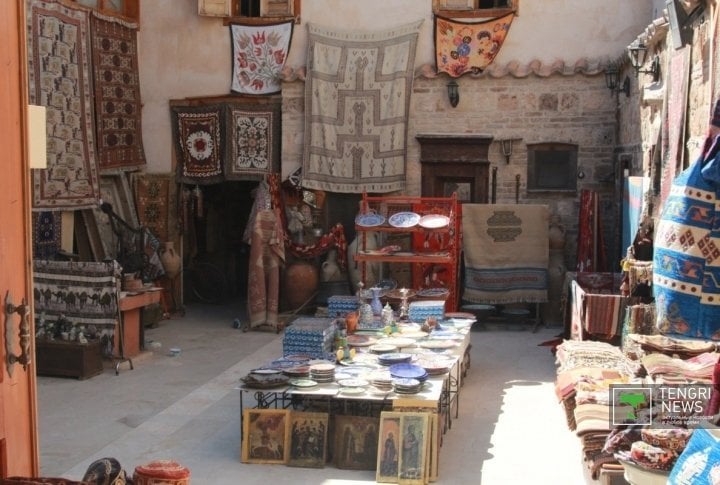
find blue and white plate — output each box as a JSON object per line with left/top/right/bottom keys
{"left": 388, "top": 211, "right": 420, "bottom": 228}
{"left": 356, "top": 212, "right": 385, "bottom": 227}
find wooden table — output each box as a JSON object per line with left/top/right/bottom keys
{"left": 116, "top": 289, "right": 162, "bottom": 358}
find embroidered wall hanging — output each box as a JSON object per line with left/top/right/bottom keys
{"left": 171, "top": 105, "right": 224, "bottom": 184}
{"left": 90, "top": 12, "right": 146, "bottom": 171}
{"left": 133, "top": 172, "right": 174, "bottom": 242}
{"left": 27, "top": 1, "right": 102, "bottom": 210}
{"left": 302, "top": 20, "right": 423, "bottom": 193}
{"left": 226, "top": 102, "right": 281, "bottom": 181}
{"left": 434, "top": 13, "right": 514, "bottom": 77}
{"left": 230, "top": 20, "right": 293, "bottom": 95}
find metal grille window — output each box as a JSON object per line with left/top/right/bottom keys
{"left": 527, "top": 143, "right": 578, "bottom": 193}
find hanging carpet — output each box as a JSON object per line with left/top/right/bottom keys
{"left": 225, "top": 101, "right": 281, "bottom": 181}
{"left": 301, "top": 20, "right": 423, "bottom": 193}
{"left": 133, "top": 172, "right": 174, "bottom": 242}
{"left": 89, "top": 12, "right": 146, "bottom": 172}
{"left": 230, "top": 20, "right": 293, "bottom": 95}
{"left": 27, "top": 1, "right": 102, "bottom": 210}
{"left": 171, "top": 105, "right": 225, "bottom": 184}
{"left": 32, "top": 211, "right": 62, "bottom": 260}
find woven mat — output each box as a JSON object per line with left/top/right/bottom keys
{"left": 90, "top": 12, "right": 146, "bottom": 171}
{"left": 27, "top": 1, "right": 101, "bottom": 209}
{"left": 301, "top": 21, "right": 423, "bottom": 193}
{"left": 462, "top": 204, "right": 549, "bottom": 304}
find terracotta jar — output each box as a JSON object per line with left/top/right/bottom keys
{"left": 160, "top": 241, "right": 181, "bottom": 279}
{"left": 283, "top": 260, "right": 319, "bottom": 310}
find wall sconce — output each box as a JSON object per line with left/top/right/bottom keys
{"left": 604, "top": 64, "right": 630, "bottom": 97}
{"left": 500, "top": 139, "right": 513, "bottom": 164}
{"left": 627, "top": 42, "right": 660, "bottom": 81}
{"left": 447, "top": 80, "right": 459, "bottom": 108}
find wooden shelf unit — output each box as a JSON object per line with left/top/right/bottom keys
{"left": 354, "top": 193, "right": 462, "bottom": 311}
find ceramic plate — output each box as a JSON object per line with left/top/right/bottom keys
{"left": 338, "top": 386, "right": 367, "bottom": 395}
{"left": 346, "top": 335, "right": 377, "bottom": 347}
{"left": 388, "top": 363, "right": 428, "bottom": 380}
{"left": 289, "top": 379, "right": 318, "bottom": 388}
{"left": 356, "top": 212, "right": 385, "bottom": 227}
{"left": 381, "top": 337, "right": 416, "bottom": 348}
{"left": 369, "top": 343, "right": 397, "bottom": 354}
{"left": 388, "top": 211, "right": 420, "bottom": 228}
{"left": 419, "top": 340, "right": 456, "bottom": 350}
{"left": 416, "top": 287, "right": 450, "bottom": 298}
{"left": 385, "top": 288, "right": 416, "bottom": 300}
{"left": 337, "top": 378, "right": 369, "bottom": 388}
{"left": 376, "top": 279, "right": 398, "bottom": 291}
{"left": 250, "top": 368, "right": 282, "bottom": 375}
{"left": 418, "top": 214, "right": 450, "bottom": 229}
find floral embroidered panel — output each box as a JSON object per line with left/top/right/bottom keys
{"left": 434, "top": 13, "right": 514, "bottom": 77}
{"left": 230, "top": 20, "right": 294, "bottom": 95}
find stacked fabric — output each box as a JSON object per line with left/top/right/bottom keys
{"left": 408, "top": 300, "right": 445, "bottom": 322}
{"left": 282, "top": 317, "right": 336, "bottom": 360}
{"left": 327, "top": 295, "right": 359, "bottom": 318}
{"left": 556, "top": 340, "right": 641, "bottom": 377}
{"left": 630, "top": 334, "right": 716, "bottom": 359}
{"left": 555, "top": 367, "right": 626, "bottom": 431}
{"left": 641, "top": 351, "right": 719, "bottom": 384}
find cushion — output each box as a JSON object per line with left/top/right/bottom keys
{"left": 132, "top": 460, "right": 190, "bottom": 485}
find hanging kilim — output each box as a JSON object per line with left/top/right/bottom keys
{"left": 89, "top": 11, "right": 146, "bottom": 171}
{"left": 230, "top": 20, "right": 293, "bottom": 95}
{"left": 171, "top": 105, "right": 224, "bottom": 184}
{"left": 133, "top": 173, "right": 173, "bottom": 242}
{"left": 302, "top": 20, "right": 423, "bottom": 193}
{"left": 32, "top": 211, "right": 62, "bottom": 260}
{"left": 225, "top": 101, "right": 281, "bottom": 181}
{"left": 434, "top": 13, "right": 514, "bottom": 77}
{"left": 27, "top": 1, "right": 102, "bottom": 210}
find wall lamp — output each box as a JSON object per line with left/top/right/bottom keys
{"left": 627, "top": 42, "right": 660, "bottom": 81}
{"left": 447, "top": 80, "right": 459, "bottom": 108}
{"left": 500, "top": 139, "right": 514, "bottom": 164}
{"left": 604, "top": 63, "right": 630, "bottom": 97}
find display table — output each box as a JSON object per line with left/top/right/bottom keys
{"left": 117, "top": 289, "right": 162, "bottom": 358}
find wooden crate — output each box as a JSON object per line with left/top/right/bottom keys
{"left": 36, "top": 340, "right": 104, "bottom": 380}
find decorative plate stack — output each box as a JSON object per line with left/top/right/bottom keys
{"left": 377, "top": 352, "right": 412, "bottom": 366}
{"left": 392, "top": 377, "right": 423, "bottom": 394}
{"left": 389, "top": 363, "right": 428, "bottom": 382}
{"left": 309, "top": 362, "right": 336, "bottom": 383}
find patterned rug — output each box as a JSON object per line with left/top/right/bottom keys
{"left": 133, "top": 173, "right": 174, "bottom": 242}
{"left": 462, "top": 204, "right": 549, "bottom": 304}
{"left": 171, "top": 105, "right": 224, "bottom": 184}
{"left": 90, "top": 12, "right": 146, "bottom": 171}
{"left": 32, "top": 211, "right": 62, "bottom": 260}
{"left": 225, "top": 101, "right": 281, "bottom": 181}
{"left": 33, "top": 260, "right": 121, "bottom": 345}
{"left": 230, "top": 20, "right": 293, "bottom": 95}
{"left": 660, "top": 45, "right": 691, "bottom": 203}
{"left": 434, "top": 13, "right": 514, "bottom": 77}
{"left": 302, "top": 20, "right": 423, "bottom": 193}
{"left": 27, "top": 1, "right": 101, "bottom": 210}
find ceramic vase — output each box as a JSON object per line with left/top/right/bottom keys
{"left": 370, "top": 287, "right": 383, "bottom": 316}
{"left": 321, "top": 249, "right": 343, "bottom": 282}
{"left": 160, "top": 241, "right": 181, "bottom": 279}
{"left": 283, "top": 261, "right": 319, "bottom": 310}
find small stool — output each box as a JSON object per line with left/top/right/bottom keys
{"left": 133, "top": 459, "right": 190, "bottom": 485}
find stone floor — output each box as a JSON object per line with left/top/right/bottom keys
{"left": 37, "top": 301, "right": 603, "bottom": 484}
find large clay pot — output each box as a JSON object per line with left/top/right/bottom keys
{"left": 160, "top": 241, "right": 181, "bottom": 279}
{"left": 284, "top": 261, "right": 319, "bottom": 310}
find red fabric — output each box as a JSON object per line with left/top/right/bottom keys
{"left": 133, "top": 460, "right": 190, "bottom": 484}
{"left": 576, "top": 190, "right": 608, "bottom": 272}
{"left": 267, "top": 173, "right": 347, "bottom": 268}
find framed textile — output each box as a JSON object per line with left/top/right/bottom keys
{"left": 241, "top": 408, "right": 290, "bottom": 464}
{"left": 287, "top": 411, "right": 329, "bottom": 468}
{"left": 27, "top": 1, "right": 102, "bottom": 210}
{"left": 334, "top": 415, "right": 379, "bottom": 471}
{"left": 89, "top": 12, "right": 146, "bottom": 171}
{"left": 302, "top": 21, "right": 423, "bottom": 194}
{"left": 230, "top": 20, "right": 293, "bottom": 95}
{"left": 434, "top": 13, "right": 514, "bottom": 77}
{"left": 171, "top": 105, "right": 225, "bottom": 184}
{"left": 132, "top": 172, "right": 174, "bottom": 242}
{"left": 225, "top": 101, "right": 281, "bottom": 181}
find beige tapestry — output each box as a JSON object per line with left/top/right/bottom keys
{"left": 302, "top": 20, "right": 423, "bottom": 193}
{"left": 462, "top": 204, "right": 549, "bottom": 304}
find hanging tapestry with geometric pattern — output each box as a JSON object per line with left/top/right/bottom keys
{"left": 32, "top": 211, "right": 62, "bottom": 260}
{"left": 90, "top": 12, "right": 146, "bottom": 171}
{"left": 133, "top": 173, "right": 173, "bottom": 242}
{"left": 434, "top": 13, "right": 514, "bottom": 77}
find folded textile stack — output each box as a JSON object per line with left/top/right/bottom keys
{"left": 283, "top": 317, "right": 336, "bottom": 360}
{"left": 408, "top": 300, "right": 445, "bottom": 322}
{"left": 614, "top": 428, "right": 693, "bottom": 477}
{"left": 641, "top": 351, "right": 719, "bottom": 384}
{"left": 327, "top": 295, "right": 359, "bottom": 318}
{"left": 555, "top": 367, "right": 626, "bottom": 431}
{"left": 630, "top": 334, "right": 717, "bottom": 359}
{"left": 556, "top": 340, "right": 641, "bottom": 377}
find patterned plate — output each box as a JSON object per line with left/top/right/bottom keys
{"left": 416, "top": 288, "right": 450, "bottom": 298}
{"left": 388, "top": 211, "right": 421, "bottom": 228}
{"left": 337, "top": 378, "right": 369, "bottom": 388}
{"left": 346, "top": 335, "right": 377, "bottom": 347}
{"left": 289, "top": 379, "right": 318, "bottom": 388}
{"left": 356, "top": 212, "right": 385, "bottom": 227}
{"left": 338, "top": 386, "right": 367, "bottom": 395}
{"left": 419, "top": 340, "right": 457, "bottom": 350}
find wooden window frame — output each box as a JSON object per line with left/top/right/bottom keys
{"left": 526, "top": 142, "right": 578, "bottom": 194}
{"left": 433, "top": 0, "right": 519, "bottom": 19}
{"left": 226, "top": 0, "right": 301, "bottom": 24}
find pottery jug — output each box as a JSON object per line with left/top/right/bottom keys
{"left": 548, "top": 215, "right": 566, "bottom": 251}
{"left": 160, "top": 241, "right": 181, "bottom": 279}
{"left": 370, "top": 287, "right": 383, "bottom": 316}
{"left": 321, "top": 249, "right": 343, "bottom": 282}
{"left": 283, "top": 260, "right": 319, "bottom": 311}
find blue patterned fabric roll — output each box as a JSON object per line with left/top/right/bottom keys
{"left": 654, "top": 137, "right": 720, "bottom": 340}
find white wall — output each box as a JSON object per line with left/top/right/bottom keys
{"left": 138, "top": 0, "right": 655, "bottom": 172}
